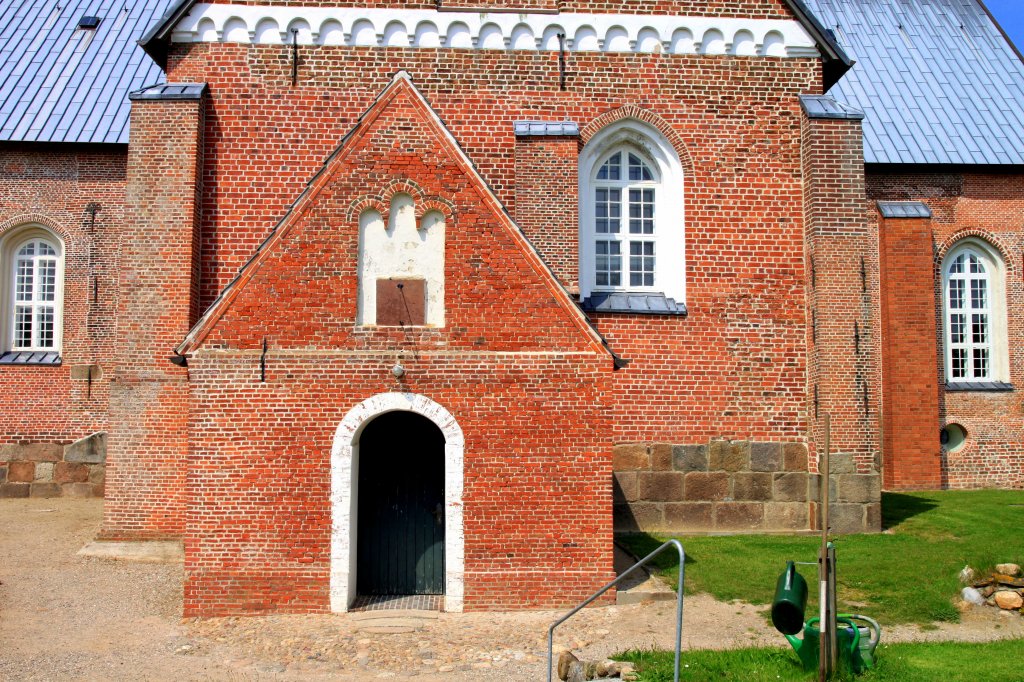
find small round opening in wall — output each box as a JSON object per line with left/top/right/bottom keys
{"left": 941, "top": 424, "right": 967, "bottom": 453}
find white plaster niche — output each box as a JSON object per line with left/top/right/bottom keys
{"left": 357, "top": 194, "right": 445, "bottom": 327}
{"left": 318, "top": 19, "right": 344, "bottom": 46}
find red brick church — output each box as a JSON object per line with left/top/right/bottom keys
{"left": 0, "top": 0, "right": 1021, "bottom": 616}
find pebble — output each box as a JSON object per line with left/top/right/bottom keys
{"left": 961, "top": 587, "right": 986, "bottom": 606}
{"left": 994, "top": 590, "right": 1023, "bottom": 610}
{"left": 256, "top": 662, "right": 287, "bottom": 673}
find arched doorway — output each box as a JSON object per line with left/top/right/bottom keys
{"left": 356, "top": 411, "right": 445, "bottom": 596}
{"left": 330, "top": 392, "right": 464, "bottom": 613}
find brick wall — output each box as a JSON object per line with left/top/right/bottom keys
{"left": 514, "top": 135, "right": 580, "bottom": 291}
{"left": 0, "top": 144, "right": 126, "bottom": 497}
{"left": 154, "top": 35, "right": 883, "bottom": 551}
{"left": 166, "top": 45, "right": 822, "bottom": 447}
{"left": 180, "top": 77, "right": 614, "bottom": 614}
{"left": 800, "top": 114, "right": 882, "bottom": 532}
{"left": 868, "top": 170, "right": 1024, "bottom": 489}
{"left": 101, "top": 94, "right": 206, "bottom": 540}
{"left": 878, "top": 215, "right": 943, "bottom": 489}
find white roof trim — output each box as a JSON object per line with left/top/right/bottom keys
{"left": 171, "top": 4, "right": 819, "bottom": 57}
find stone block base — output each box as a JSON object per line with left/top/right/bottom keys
{"left": 613, "top": 440, "right": 881, "bottom": 534}
{"left": 0, "top": 433, "right": 106, "bottom": 498}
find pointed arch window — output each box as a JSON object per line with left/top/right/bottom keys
{"left": 593, "top": 150, "right": 658, "bottom": 289}
{"left": 579, "top": 119, "right": 685, "bottom": 312}
{"left": 942, "top": 240, "right": 1008, "bottom": 386}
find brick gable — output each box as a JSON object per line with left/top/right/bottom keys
{"left": 181, "top": 72, "right": 611, "bottom": 359}
{"left": 179, "top": 73, "right": 615, "bottom": 615}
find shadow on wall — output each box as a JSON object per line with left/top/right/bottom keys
{"left": 613, "top": 533, "right": 697, "bottom": 574}
{"left": 880, "top": 491, "right": 938, "bottom": 529}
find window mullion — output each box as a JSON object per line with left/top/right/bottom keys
{"left": 33, "top": 254, "right": 42, "bottom": 349}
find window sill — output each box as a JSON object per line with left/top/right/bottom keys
{"left": 0, "top": 351, "right": 61, "bottom": 366}
{"left": 581, "top": 292, "right": 687, "bottom": 316}
{"left": 945, "top": 381, "right": 1013, "bottom": 392}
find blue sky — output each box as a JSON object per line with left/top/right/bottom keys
{"left": 985, "top": 0, "right": 1024, "bottom": 53}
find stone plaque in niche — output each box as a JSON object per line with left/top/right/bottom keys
{"left": 376, "top": 279, "right": 425, "bottom": 326}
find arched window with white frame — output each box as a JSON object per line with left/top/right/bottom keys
{"left": 942, "top": 239, "right": 1008, "bottom": 385}
{"left": 579, "top": 119, "right": 685, "bottom": 310}
{"left": 1, "top": 226, "right": 64, "bottom": 359}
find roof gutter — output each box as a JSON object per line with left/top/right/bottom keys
{"left": 139, "top": 0, "right": 199, "bottom": 68}
{"left": 782, "top": 0, "right": 854, "bottom": 91}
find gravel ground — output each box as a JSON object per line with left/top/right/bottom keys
{"left": 2, "top": 498, "right": 1021, "bottom": 681}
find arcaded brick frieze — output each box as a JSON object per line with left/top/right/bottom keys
{"left": 868, "top": 171, "right": 1024, "bottom": 490}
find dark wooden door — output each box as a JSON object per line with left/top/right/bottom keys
{"left": 357, "top": 411, "right": 445, "bottom": 595}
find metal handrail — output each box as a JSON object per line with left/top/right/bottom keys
{"left": 547, "top": 539, "right": 685, "bottom": 682}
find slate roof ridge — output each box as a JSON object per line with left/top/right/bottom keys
{"left": 175, "top": 71, "right": 616, "bottom": 364}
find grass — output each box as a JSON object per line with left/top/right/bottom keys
{"left": 615, "top": 638, "right": 1024, "bottom": 681}
{"left": 618, "top": 490, "right": 1024, "bottom": 625}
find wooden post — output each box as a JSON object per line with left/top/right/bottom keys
{"left": 818, "top": 413, "right": 832, "bottom": 680}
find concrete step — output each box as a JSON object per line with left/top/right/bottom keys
{"left": 78, "top": 540, "right": 184, "bottom": 563}
{"left": 349, "top": 609, "right": 440, "bottom": 621}
{"left": 350, "top": 609, "right": 439, "bottom": 633}
{"left": 614, "top": 544, "right": 677, "bottom": 605}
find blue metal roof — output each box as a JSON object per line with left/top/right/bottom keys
{"left": 0, "top": 0, "right": 171, "bottom": 144}
{"left": 804, "top": 0, "right": 1024, "bottom": 166}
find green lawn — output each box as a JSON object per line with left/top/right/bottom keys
{"left": 616, "top": 638, "right": 1024, "bottom": 681}
{"left": 618, "top": 490, "right": 1024, "bottom": 625}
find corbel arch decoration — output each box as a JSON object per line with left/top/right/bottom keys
{"left": 356, "top": 191, "right": 447, "bottom": 327}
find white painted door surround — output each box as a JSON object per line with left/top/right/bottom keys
{"left": 330, "top": 392, "right": 465, "bottom": 612}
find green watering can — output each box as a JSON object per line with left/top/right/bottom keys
{"left": 784, "top": 614, "right": 881, "bottom": 674}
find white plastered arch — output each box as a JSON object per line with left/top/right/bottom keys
{"left": 330, "top": 392, "right": 465, "bottom": 612}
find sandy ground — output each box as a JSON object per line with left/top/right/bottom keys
{"left": 2, "top": 498, "right": 1021, "bottom": 681}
